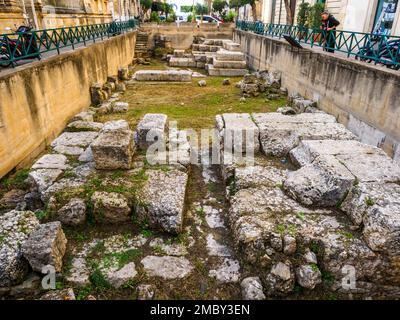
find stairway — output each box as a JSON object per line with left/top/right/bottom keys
{"left": 135, "top": 31, "right": 150, "bottom": 58}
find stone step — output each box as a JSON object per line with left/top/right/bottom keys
{"left": 134, "top": 70, "right": 192, "bottom": 82}
{"left": 203, "top": 39, "right": 231, "bottom": 46}
{"left": 192, "top": 44, "right": 222, "bottom": 52}
{"left": 216, "top": 49, "right": 245, "bottom": 61}
{"left": 207, "top": 64, "right": 248, "bottom": 77}
{"left": 222, "top": 41, "right": 241, "bottom": 52}
{"left": 213, "top": 58, "right": 247, "bottom": 69}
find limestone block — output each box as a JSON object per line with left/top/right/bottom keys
{"left": 91, "top": 191, "right": 131, "bottom": 223}
{"left": 21, "top": 221, "right": 67, "bottom": 273}
{"left": 137, "top": 169, "right": 188, "bottom": 234}
{"left": 135, "top": 113, "right": 168, "bottom": 150}
{"left": 91, "top": 129, "right": 135, "bottom": 170}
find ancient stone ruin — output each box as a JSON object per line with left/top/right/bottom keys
{"left": 1, "top": 48, "right": 400, "bottom": 301}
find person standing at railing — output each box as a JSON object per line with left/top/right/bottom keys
{"left": 321, "top": 11, "right": 340, "bottom": 53}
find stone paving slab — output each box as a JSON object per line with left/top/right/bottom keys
{"left": 217, "top": 113, "right": 260, "bottom": 154}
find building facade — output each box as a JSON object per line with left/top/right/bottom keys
{"left": 261, "top": 0, "right": 400, "bottom": 36}
{"left": 0, "top": 0, "right": 140, "bottom": 32}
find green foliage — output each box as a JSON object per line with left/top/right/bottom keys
{"left": 140, "top": 0, "right": 152, "bottom": 11}
{"left": 0, "top": 168, "right": 30, "bottom": 189}
{"left": 310, "top": 263, "right": 319, "bottom": 272}
{"left": 213, "top": 0, "right": 228, "bottom": 14}
{"left": 321, "top": 270, "right": 335, "bottom": 286}
{"left": 309, "top": 241, "right": 321, "bottom": 255}
{"left": 309, "top": 2, "right": 325, "bottom": 29}
{"left": 102, "top": 249, "right": 142, "bottom": 270}
{"left": 181, "top": 5, "right": 193, "bottom": 13}
{"left": 229, "top": 0, "right": 253, "bottom": 9}
{"left": 195, "top": 3, "right": 209, "bottom": 16}
{"left": 76, "top": 285, "right": 93, "bottom": 300}
{"left": 297, "top": 2, "right": 310, "bottom": 27}
{"left": 365, "top": 197, "right": 375, "bottom": 207}
{"left": 89, "top": 269, "right": 111, "bottom": 289}
{"left": 35, "top": 209, "right": 49, "bottom": 221}
{"left": 224, "top": 10, "right": 237, "bottom": 22}
{"left": 150, "top": 11, "right": 160, "bottom": 23}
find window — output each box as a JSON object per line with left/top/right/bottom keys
{"left": 373, "top": 0, "right": 398, "bottom": 34}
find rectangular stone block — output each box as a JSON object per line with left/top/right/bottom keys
{"left": 207, "top": 64, "right": 248, "bottom": 77}
{"left": 137, "top": 169, "right": 188, "bottom": 234}
{"left": 169, "top": 57, "right": 197, "bottom": 67}
{"left": 217, "top": 113, "right": 260, "bottom": 155}
{"left": 222, "top": 41, "right": 241, "bottom": 51}
{"left": 216, "top": 49, "right": 245, "bottom": 61}
{"left": 91, "top": 130, "right": 135, "bottom": 169}
{"left": 252, "top": 113, "right": 357, "bottom": 157}
{"left": 173, "top": 49, "right": 185, "bottom": 57}
{"left": 213, "top": 59, "right": 247, "bottom": 69}
{"left": 134, "top": 70, "right": 192, "bottom": 82}
{"left": 135, "top": 114, "right": 168, "bottom": 150}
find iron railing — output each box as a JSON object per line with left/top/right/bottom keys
{"left": 0, "top": 19, "right": 139, "bottom": 67}
{"left": 236, "top": 20, "right": 400, "bottom": 70}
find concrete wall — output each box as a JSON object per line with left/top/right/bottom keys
{"left": 139, "top": 22, "right": 235, "bottom": 50}
{"left": 0, "top": 31, "right": 137, "bottom": 179}
{"left": 234, "top": 29, "right": 400, "bottom": 162}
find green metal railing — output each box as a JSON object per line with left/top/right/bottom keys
{"left": 0, "top": 19, "right": 139, "bottom": 67}
{"left": 236, "top": 20, "right": 400, "bottom": 70}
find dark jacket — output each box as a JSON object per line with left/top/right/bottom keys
{"left": 322, "top": 15, "right": 340, "bottom": 30}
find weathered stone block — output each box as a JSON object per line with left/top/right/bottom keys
{"left": 91, "top": 129, "right": 135, "bottom": 170}
{"left": 91, "top": 191, "right": 131, "bottom": 223}
{"left": 213, "top": 59, "right": 247, "bottom": 69}
{"left": 134, "top": 70, "right": 192, "bottom": 82}
{"left": 21, "top": 221, "right": 67, "bottom": 273}
{"left": 252, "top": 113, "right": 357, "bottom": 156}
{"left": 32, "top": 154, "right": 68, "bottom": 170}
{"left": 135, "top": 113, "right": 168, "bottom": 150}
{"left": 118, "top": 67, "right": 130, "bottom": 81}
{"left": 283, "top": 155, "right": 355, "bottom": 207}
{"left": 112, "top": 102, "right": 129, "bottom": 113}
{"left": 0, "top": 210, "right": 39, "bottom": 287}
{"left": 66, "top": 121, "right": 103, "bottom": 132}
{"left": 169, "top": 57, "right": 197, "bottom": 67}
{"left": 217, "top": 113, "right": 260, "bottom": 155}
{"left": 137, "top": 169, "right": 188, "bottom": 234}
{"left": 57, "top": 198, "right": 86, "bottom": 226}
{"left": 207, "top": 64, "right": 248, "bottom": 77}
{"left": 90, "top": 83, "right": 108, "bottom": 106}
{"left": 216, "top": 49, "right": 245, "bottom": 61}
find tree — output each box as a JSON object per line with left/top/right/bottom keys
{"left": 195, "top": 3, "right": 209, "bottom": 23}
{"left": 229, "top": 0, "right": 258, "bottom": 21}
{"left": 297, "top": 2, "right": 310, "bottom": 27}
{"left": 213, "top": 0, "right": 228, "bottom": 15}
{"left": 140, "top": 0, "right": 152, "bottom": 11}
{"left": 283, "top": 0, "right": 294, "bottom": 25}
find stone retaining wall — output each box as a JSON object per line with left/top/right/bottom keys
{"left": 0, "top": 31, "right": 137, "bottom": 179}
{"left": 233, "top": 30, "right": 400, "bottom": 162}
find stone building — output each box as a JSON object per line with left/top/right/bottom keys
{"left": 0, "top": 0, "right": 140, "bottom": 32}
{"left": 260, "top": 0, "right": 400, "bottom": 36}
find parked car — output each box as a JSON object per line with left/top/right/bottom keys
{"left": 195, "top": 15, "right": 221, "bottom": 23}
